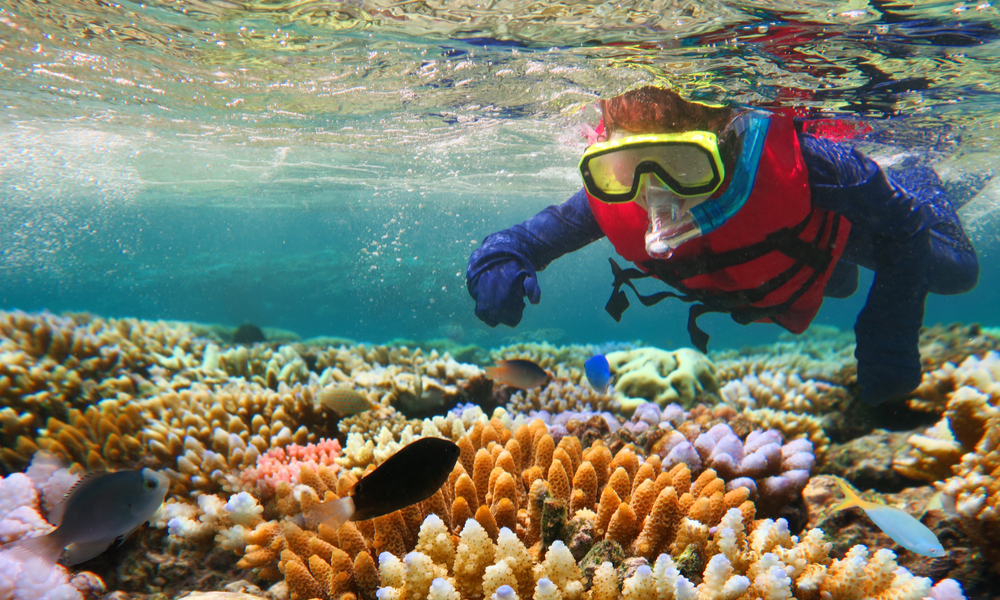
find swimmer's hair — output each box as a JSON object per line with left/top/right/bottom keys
{"left": 601, "top": 86, "right": 735, "bottom": 136}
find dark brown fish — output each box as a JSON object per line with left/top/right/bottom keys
{"left": 304, "top": 437, "right": 460, "bottom": 530}
{"left": 485, "top": 358, "right": 550, "bottom": 389}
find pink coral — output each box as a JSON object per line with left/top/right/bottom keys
{"left": 240, "top": 438, "right": 342, "bottom": 493}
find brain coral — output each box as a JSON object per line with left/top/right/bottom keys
{"left": 607, "top": 347, "right": 719, "bottom": 413}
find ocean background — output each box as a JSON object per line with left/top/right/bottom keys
{"left": 2, "top": 0, "right": 1000, "bottom": 350}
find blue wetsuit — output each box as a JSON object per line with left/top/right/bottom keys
{"left": 467, "top": 132, "right": 979, "bottom": 405}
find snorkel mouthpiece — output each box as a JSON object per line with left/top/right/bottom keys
{"left": 644, "top": 180, "right": 703, "bottom": 259}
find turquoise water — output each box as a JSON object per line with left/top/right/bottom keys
{"left": 2, "top": 0, "right": 1000, "bottom": 348}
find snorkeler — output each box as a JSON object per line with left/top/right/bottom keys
{"left": 466, "top": 86, "right": 979, "bottom": 406}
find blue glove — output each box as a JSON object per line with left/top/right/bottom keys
{"left": 467, "top": 253, "right": 541, "bottom": 327}
{"left": 467, "top": 189, "right": 606, "bottom": 328}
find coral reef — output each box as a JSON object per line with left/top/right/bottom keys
{"left": 720, "top": 370, "right": 849, "bottom": 416}
{"left": 0, "top": 311, "right": 990, "bottom": 599}
{"left": 507, "top": 380, "right": 622, "bottom": 420}
{"left": 622, "top": 404, "right": 815, "bottom": 516}
{"left": 918, "top": 323, "right": 1000, "bottom": 374}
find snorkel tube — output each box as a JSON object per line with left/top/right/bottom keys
{"left": 643, "top": 112, "right": 771, "bottom": 259}
{"left": 644, "top": 183, "right": 702, "bottom": 258}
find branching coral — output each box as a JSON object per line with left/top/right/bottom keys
{"left": 313, "top": 344, "right": 486, "bottom": 416}
{"left": 507, "top": 379, "right": 621, "bottom": 418}
{"left": 894, "top": 352, "right": 1000, "bottom": 482}
{"left": 918, "top": 323, "right": 1000, "bottom": 374}
{"left": 1, "top": 398, "right": 147, "bottom": 474}
{"left": 0, "top": 311, "right": 205, "bottom": 473}
{"left": 939, "top": 412, "right": 1000, "bottom": 573}
{"left": 239, "top": 439, "right": 343, "bottom": 500}
{"left": 720, "top": 371, "right": 849, "bottom": 416}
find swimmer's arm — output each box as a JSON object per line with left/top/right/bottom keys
{"left": 475, "top": 188, "right": 605, "bottom": 272}
{"left": 799, "top": 134, "right": 937, "bottom": 240}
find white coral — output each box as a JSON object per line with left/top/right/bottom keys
{"left": 223, "top": 492, "right": 263, "bottom": 528}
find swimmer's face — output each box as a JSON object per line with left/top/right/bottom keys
{"left": 605, "top": 129, "right": 715, "bottom": 216}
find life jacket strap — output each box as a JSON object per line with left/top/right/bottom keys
{"left": 605, "top": 257, "right": 689, "bottom": 322}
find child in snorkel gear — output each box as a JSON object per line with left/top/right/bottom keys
{"left": 466, "top": 86, "right": 980, "bottom": 406}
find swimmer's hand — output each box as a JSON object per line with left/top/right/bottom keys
{"left": 467, "top": 246, "right": 540, "bottom": 327}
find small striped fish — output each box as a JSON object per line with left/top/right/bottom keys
{"left": 317, "top": 385, "right": 376, "bottom": 417}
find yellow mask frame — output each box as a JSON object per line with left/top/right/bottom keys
{"left": 579, "top": 131, "right": 725, "bottom": 202}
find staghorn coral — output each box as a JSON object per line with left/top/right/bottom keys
{"left": 606, "top": 348, "right": 720, "bottom": 413}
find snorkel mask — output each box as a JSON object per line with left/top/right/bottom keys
{"left": 580, "top": 111, "right": 770, "bottom": 258}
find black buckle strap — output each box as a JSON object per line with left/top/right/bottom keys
{"left": 605, "top": 258, "right": 688, "bottom": 322}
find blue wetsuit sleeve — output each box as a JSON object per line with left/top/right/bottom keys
{"left": 800, "top": 134, "right": 935, "bottom": 403}
{"left": 467, "top": 189, "right": 605, "bottom": 327}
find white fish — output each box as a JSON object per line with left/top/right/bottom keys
{"left": 5, "top": 468, "right": 169, "bottom": 566}
{"left": 834, "top": 477, "right": 945, "bottom": 557}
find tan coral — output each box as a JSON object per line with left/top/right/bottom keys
{"left": 895, "top": 379, "right": 999, "bottom": 481}
{"left": 607, "top": 346, "right": 720, "bottom": 413}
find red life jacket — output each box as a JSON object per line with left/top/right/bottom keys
{"left": 587, "top": 114, "right": 852, "bottom": 351}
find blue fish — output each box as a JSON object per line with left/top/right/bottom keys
{"left": 584, "top": 354, "right": 612, "bottom": 393}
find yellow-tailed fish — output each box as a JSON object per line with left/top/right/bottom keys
{"left": 4, "top": 468, "right": 169, "bottom": 566}
{"left": 304, "top": 437, "right": 459, "bottom": 531}
{"left": 317, "top": 384, "right": 376, "bottom": 417}
{"left": 834, "top": 477, "right": 945, "bottom": 557}
{"left": 485, "top": 359, "right": 549, "bottom": 389}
